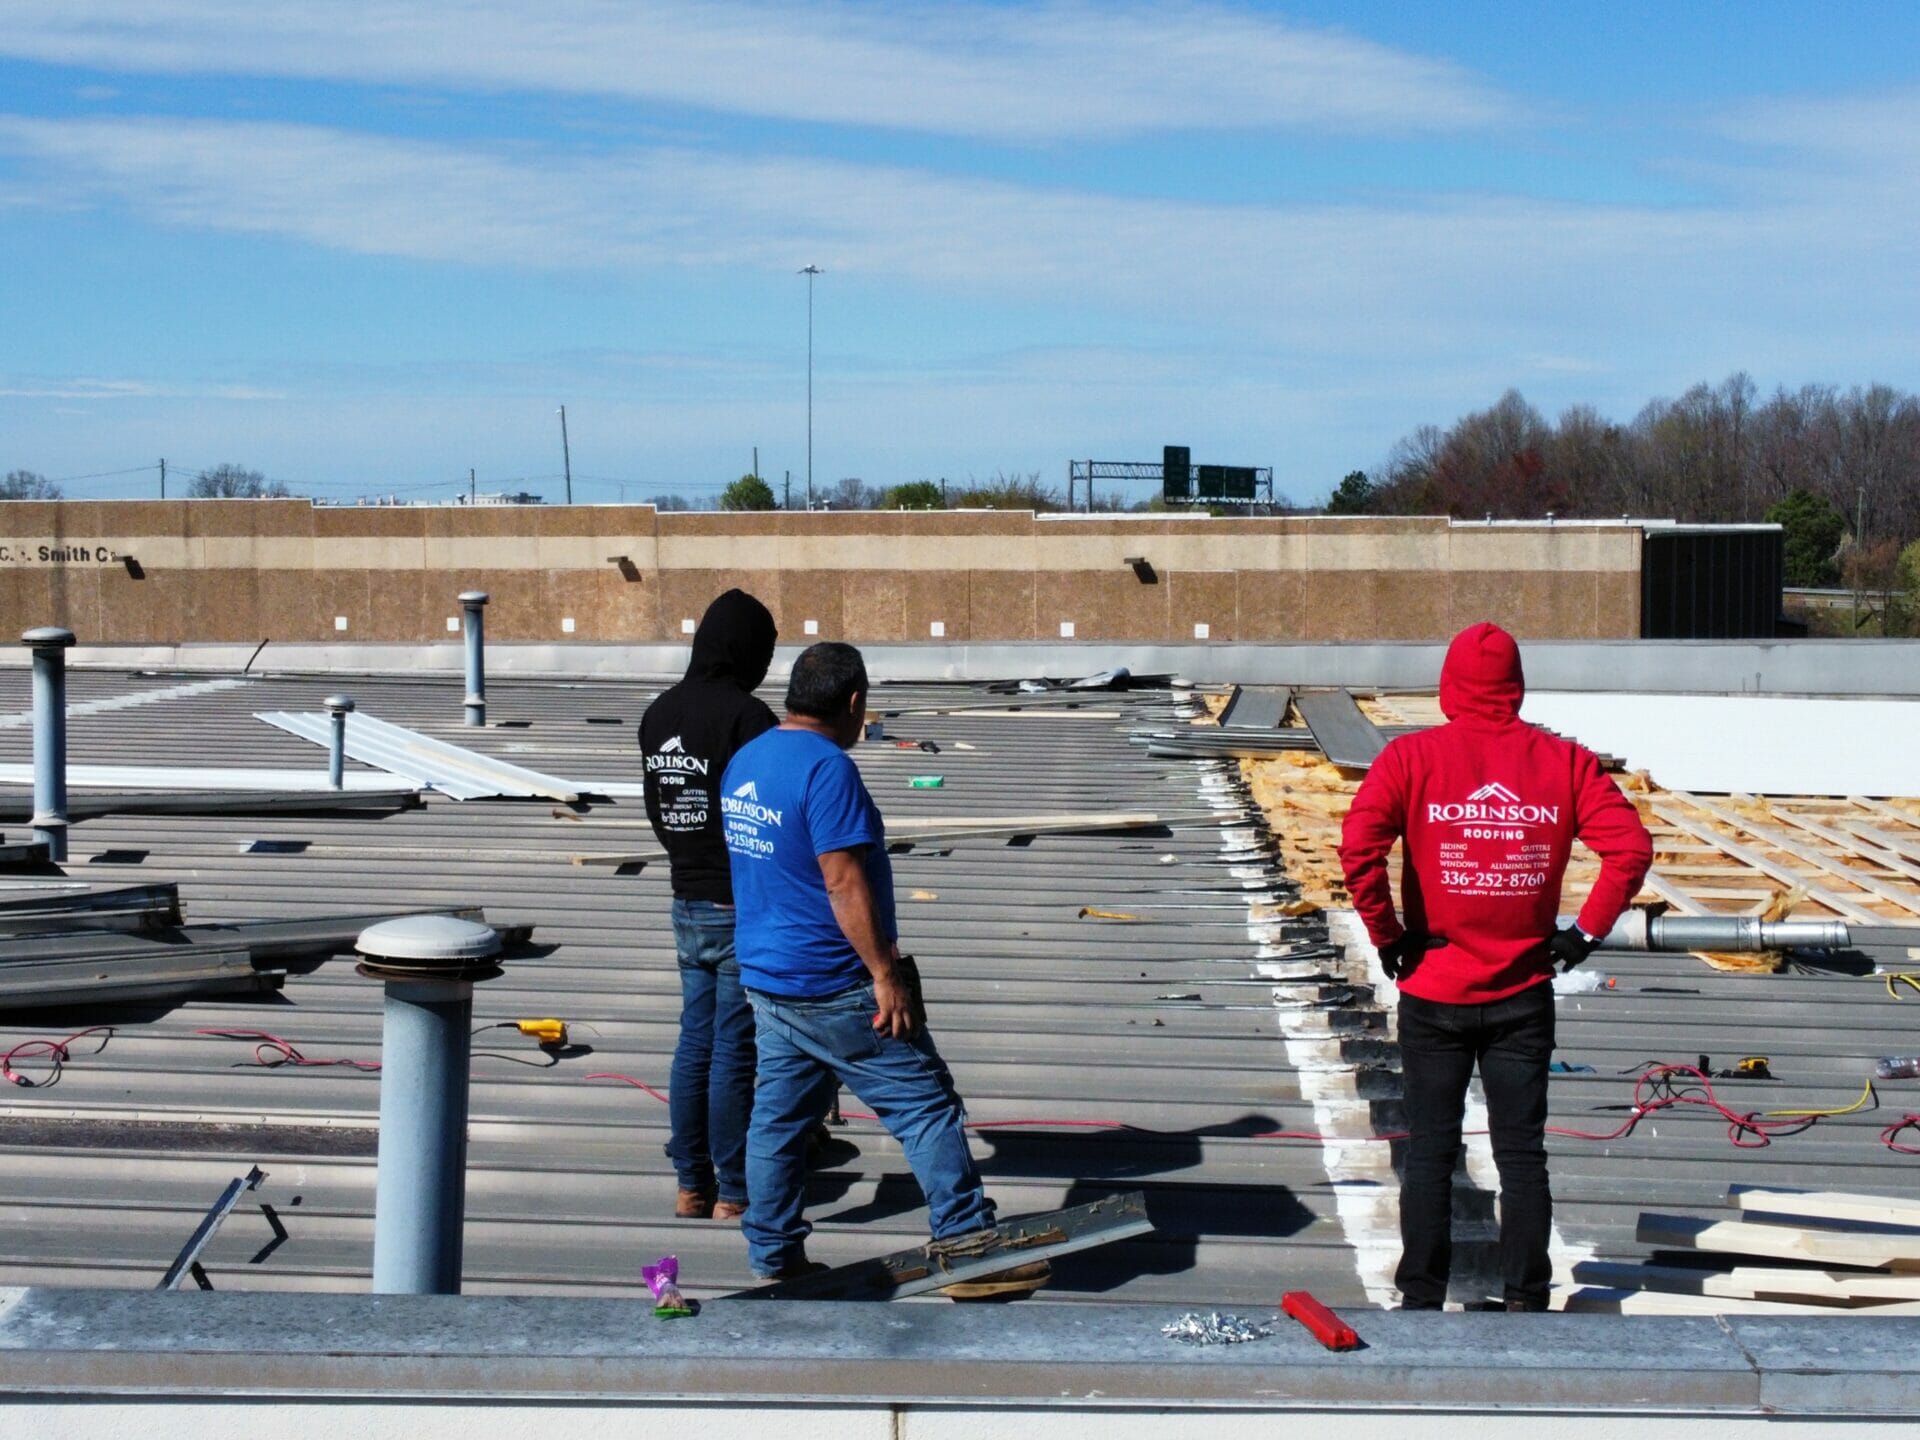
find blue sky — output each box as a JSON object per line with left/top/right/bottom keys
{"left": 2, "top": 1, "right": 1917, "bottom": 507}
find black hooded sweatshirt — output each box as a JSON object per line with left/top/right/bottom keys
{"left": 639, "top": 589, "right": 779, "bottom": 902}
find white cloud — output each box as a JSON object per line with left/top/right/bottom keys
{"left": 0, "top": 110, "right": 1824, "bottom": 343}
{"left": 0, "top": 0, "right": 1510, "bottom": 140}
{"left": 0, "top": 375, "right": 286, "bottom": 400}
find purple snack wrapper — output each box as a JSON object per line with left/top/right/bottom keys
{"left": 642, "top": 1255, "right": 679, "bottom": 1297}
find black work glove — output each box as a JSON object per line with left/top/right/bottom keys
{"left": 1547, "top": 926, "right": 1601, "bottom": 973}
{"left": 1379, "top": 933, "right": 1441, "bottom": 981}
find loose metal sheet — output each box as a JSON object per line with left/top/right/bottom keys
{"left": 1218, "top": 686, "right": 1293, "bottom": 730}
{"left": 256, "top": 710, "right": 580, "bottom": 802}
{"left": 1294, "top": 689, "right": 1387, "bottom": 769}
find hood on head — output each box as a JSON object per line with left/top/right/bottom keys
{"left": 685, "top": 588, "right": 777, "bottom": 691}
{"left": 1438, "top": 621, "right": 1525, "bottom": 724}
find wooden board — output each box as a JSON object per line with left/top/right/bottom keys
{"left": 1637, "top": 1212, "right": 1920, "bottom": 1269}
{"left": 1576, "top": 1260, "right": 1920, "bottom": 1307}
{"left": 1729, "top": 1185, "right": 1920, "bottom": 1230}
{"left": 1563, "top": 1287, "right": 1920, "bottom": 1316}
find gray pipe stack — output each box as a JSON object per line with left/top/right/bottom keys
{"left": 21, "top": 626, "right": 74, "bottom": 862}
{"left": 1595, "top": 909, "right": 1851, "bottom": 953}
{"left": 359, "top": 914, "right": 504, "bottom": 1295}
{"left": 459, "top": 590, "right": 489, "bottom": 727}
{"left": 324, "top": 694, "right": 355, "bottom": 790}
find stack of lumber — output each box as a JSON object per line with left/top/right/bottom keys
{"left": 1566, "top": 1186, "right": 1920, "bottom": 1314}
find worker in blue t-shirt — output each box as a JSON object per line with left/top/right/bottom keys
{"left": 722, "top": 641, "right": 1046, "bottom": 1295}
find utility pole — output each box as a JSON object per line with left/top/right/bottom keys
{"left": 1853, "top": 484, "right": 1866, "bottom": 631}
{"left": 940, "top": 477, "right": 947, "bottom": 507}
{"left": 753, "top": 445, "right": 759, "bottom": 481}
{"left": 558, "top": 405, "right": 573, "bottom": 505}
{"left": 785, "top": 470, "right": 792, "bottom": 510}
{"left": 800, "top": 264, "right": 822, "bottom": 513}
{"left": 469, "top": 468, "right": 476, "bottom": 504}
{"left": 159, "top": 458, "right": 166, "bottom": 499}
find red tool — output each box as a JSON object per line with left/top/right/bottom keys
{"left": 1281, "top": 1291, "right": 1360, "bottom": 1351}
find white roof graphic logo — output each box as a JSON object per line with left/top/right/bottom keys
{"left": 1468, "top": 782, "right": 1521, "bottom": 803}
{"left": 732, "top": 780, "right": 759, "bottom": 800}
{"left": 660, "top": 736, "right": 684, "bottom": 753}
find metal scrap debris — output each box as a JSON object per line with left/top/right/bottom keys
{"left": 1161, "top": 1311, "right": 1275, "bottom": 1346}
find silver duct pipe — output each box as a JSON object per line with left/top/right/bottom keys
{"left": 1591, "top": 909, "right": 1851, "bottom": 953}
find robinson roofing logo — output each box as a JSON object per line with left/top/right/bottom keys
{"left": 646, "top": 734, "right": 708, "bottom": 775}
{"left": 722, "top": 777, "right": 784, "bottom": 826}
{"left": 1467, "top": 782, "right": 1521, "bottom": 804}
{"left": 1428, "top": 781, "right": 1559, "bottom": 826}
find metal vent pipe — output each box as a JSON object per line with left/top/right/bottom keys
{"left": 324, "top": 694, "right": 354, "bottom": 789}
{"left": 1592, "top": 909, "right": 1851, "bottom": 953}
{"left": 359, "top": 915, "right": 503, "bottom": 1295}
{"left": 459, "top": 591, "right": 488, "bottom": 727}
{"left": 21, "top": 627, "right": 74, "bottom": 861}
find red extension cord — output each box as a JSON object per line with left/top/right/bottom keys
{"left": 9, "top": 1027, "right": 1917, "bottom": 1156}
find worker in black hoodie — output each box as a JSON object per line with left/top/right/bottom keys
{"left": 640, "top": 589, "right": 779, "bottom": 1220}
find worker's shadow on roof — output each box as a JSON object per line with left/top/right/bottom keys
{"left": 811, "top": 1112, "right": 1317, "bottom": 1293}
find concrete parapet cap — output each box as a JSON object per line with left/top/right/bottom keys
{"left": 1, "top": 1288, "right": 1913, "bottom": 1414}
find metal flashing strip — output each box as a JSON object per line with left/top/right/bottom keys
{"left": 256, "top": 710, "right": 580, "bottom": 802}
{"left": 158, "top": 1167, "right": 266, "bottom": 1292}
{"left": 1294, "top": 690, "right": 1387, "bottom": 769}
{"left": 753, "top": 1192, "right": 1152, "bottom": 1301}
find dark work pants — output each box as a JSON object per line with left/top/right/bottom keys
{"left": 1395, "top": 981, "right": 1555, "bottom": 1310}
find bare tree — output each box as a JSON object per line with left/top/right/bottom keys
{"left": 824, "top": 476, "right": 881, "bottom": 510}
{"left": 0, "top": 470, "right": 61, "bottom": 500}
{"left": 189, "top": 463, "right": 291, "bottom": 498}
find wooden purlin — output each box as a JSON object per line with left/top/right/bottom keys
{"left": 1762, "top": 804, "right": 1920, "bottom": 886}
{"left": 1646, "top": 799, "right": 1886, "bottom": 924}
{"left": 1671, "top": 793, "right": 1920, "bottom": 919}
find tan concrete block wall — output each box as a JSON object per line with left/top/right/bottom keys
{"left": 0, "top": 501, "right": 1644, "bottom": 645}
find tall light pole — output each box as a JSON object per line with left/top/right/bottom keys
{"left": 799, "top": 264, "right": 822, "bottom": 508}
{"left": 557, "top": 405, "right": 573, "bottom": 505}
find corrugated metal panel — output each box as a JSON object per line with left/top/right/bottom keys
{"left": 256, "top": 710, "right": 582, "bottom": 801}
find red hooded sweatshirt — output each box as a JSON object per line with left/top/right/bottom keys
{"left": 1338, "top": 623, "right": 1653, "bottom": 1005}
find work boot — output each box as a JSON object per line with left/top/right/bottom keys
{"left": 754, "top": 1251, "right": 828, "bottom": 1284}
{"left": 712, "top": 1198, "right": 748, "bottom": 1222}
{"left": 926, "top": 1226, "right": 1003, "bottom": 1261}
{"left": 675, "top": 1187, "right": 715, "bottom": 1220}
{"left": 926, "top": 1226, "right": 1051, "bottom": 1300}
{"left": 940, "top": 1259, "right": 1052, "bottom": 1302}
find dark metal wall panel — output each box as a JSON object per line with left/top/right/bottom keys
{"left": 1641, "top": 530, "right": 1784, "bottom": 639}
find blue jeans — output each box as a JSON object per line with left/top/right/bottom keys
{"left": 665, "top": 899, "right": 755, "bottom": 1204}
{"left": 743, "top": 982, "right": 994, "bottom": 1274}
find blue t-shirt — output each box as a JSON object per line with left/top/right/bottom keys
{"left": 722, "top": 727, "right": 897, "bottom": 998}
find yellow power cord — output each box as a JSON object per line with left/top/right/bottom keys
{"left": 1884, "top": 973, "right": 1920, "bottom": 1001}
{"left": 1766, "top": 1077, "right": 1876, "bottom": 1120}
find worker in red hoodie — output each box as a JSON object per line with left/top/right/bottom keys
{"left": 1338, "top": 622, "right": 1652, "bottom": 1312}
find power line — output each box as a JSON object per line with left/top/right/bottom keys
{"left": 43, "top": 464, "right": 159, "bottom": 484}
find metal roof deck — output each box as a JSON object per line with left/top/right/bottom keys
{"left": 0, "top": 665, "right": 1915, "bottom": 1309}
